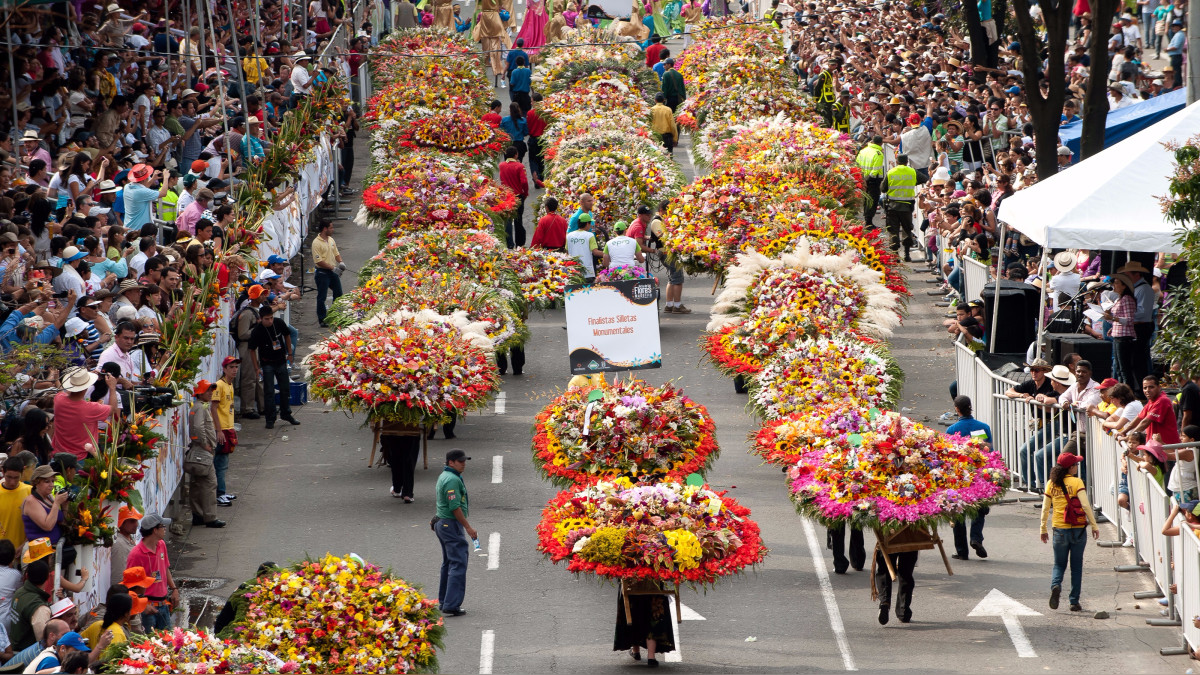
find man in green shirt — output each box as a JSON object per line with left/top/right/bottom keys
{"left": 660, "top": 58, "right": 687, "bottom": 112}
{"left": 434, "top": 449, "right": 476, "bottom": 616}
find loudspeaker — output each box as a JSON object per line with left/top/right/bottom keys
{"left": 1096, "top": 250, "right": 1157, "bottom": 277}
{"left": 1046, "top": 333, "right": 1113, "bottom": 380}
{"left": 980, "top": 282, "right": 1042, "bottom": 355}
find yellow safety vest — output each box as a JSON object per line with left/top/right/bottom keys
{"left": 856, "top": 144, "right": 884, "bottom": 178}
{"left": 816, "top": 71, "right": 836, "bottom": 104}
{"left": 160, "top": 189, "right": 180, "bottom": 223}
{"left": 885, "top": 165, "right": 917, "bottom": 202}
{"left": 833, "top": 103, "right": 850, "bottom": 133}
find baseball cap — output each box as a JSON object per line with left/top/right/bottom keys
{"left": 613, "top": 220, "right": 629, "bottom": 234}
{"left": 1181, "top": 500, "right": 1200, "bottom": 517}
{"left": 1097, "top": 377, "right": 1119, "bottom": 390}
{"left": 1057, "top": 146, "right": 1073, "bottom": 156}
{"left": 56, "top": 632, "right": 89, "bottom": 652}
{"left": 248, "top": 284, "right": 266, "bottom": 299}
{"left": 267, "top": 254, "right": 288, "bottom": 264}
{"left": 140, "top": 512, "right": 171, "bottom": 530}
{"left": 118, "top": 504, "right": 143, "bottom": 526}
{"left": 446, "top": 449, "right": 471, "bottom": 463}
{"left": 222, "top": 355, "right": 242, "bottom": 368}
{"left": 194, "top": 379, "right": 214, "bottom": 396}
{"left": 257, "top": 269, "right": 280, "bottom": 281}
{"left": 190, "top": 160, "right": 209, "bottom": 173}
{"left": 1056, "top": 452, "right": 1081, "bottom": 468}
{"left": 578, "top": 213, "right": 594, "bottom": 224}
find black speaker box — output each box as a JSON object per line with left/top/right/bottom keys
{"left": 1046, "top": 333, "right": 1112, "bottom": 380}
{"left": 980, "top": 282, "right": 1042, "bottom": 355}
{"left": 1096, "top": 250, "right": 1157, "bottom": 277}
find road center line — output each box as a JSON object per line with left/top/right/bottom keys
{"left": 479, "top": 629, "right": 495, "bottom": 674}
{"left": 487, "top": 532, "right": 501, "bottom": 570}
{"left": 492, "top": 455, "right": 503, "bottom": 483}
{"left": 801, "top": 519, "right": 858, "bottom": 671}
{"left": 495, "top": 392, "right": 506, "bottom": 415}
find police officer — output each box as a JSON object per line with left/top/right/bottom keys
{"left": 832, "top": 91, "right": 852, "bottom": 135}
{"left": 434, "top": 449, "right": 476, "bottom": 617}
{"left": 882, "top": 154, "right": 917, "bottom": 262}
{"left": 855, "top": 135, "right": 885, "bottom": 227}
{"left": 812, "top": 59, "right": 838, "bottom": 128}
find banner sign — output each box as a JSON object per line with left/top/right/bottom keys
{"left": 565, "top": 279, "right": 661, "bottom": 374}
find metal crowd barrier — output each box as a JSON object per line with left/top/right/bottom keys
{"left": 954, "top": 342, "right": 1200, "bottom": 655}
{"left": 962, "top": 256, "right": 989, "bottom": 302}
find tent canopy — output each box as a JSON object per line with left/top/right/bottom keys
{"left": 1057, "top": 88, "right": 1187, "bottom": 161}
{"left": 996, "top": 100, "right": 1200, "bottom": 253}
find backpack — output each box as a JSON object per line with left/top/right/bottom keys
{"left": 229, "top": 305, "right": 259, "bottom": 343}
{"left": 1061, "top": 481, "right": 1088, "bottom": 526}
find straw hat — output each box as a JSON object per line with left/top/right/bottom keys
{"left": 1053, "top": 251, "right": 1077, "bottom": 272}
{"left": 60, "top": 366, "right": 98, "bottom": 393}
{"left": 1048, "top": 365, "right": 1076, "bottom": 386}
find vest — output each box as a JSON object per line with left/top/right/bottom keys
{"left": 886, "top": 165, "right": 917, "bottom": 202}
{"left": 605, "top": 236, "right": 640, "bottom": 268}
{"left": 565, "top": 229, "right": 597, "bottom": 277}
{"left": 816, "top": 70, "right": 836, "bottom": 104}
{"left": 832, "top": 102, "right": 850, "bottom": 133}
{"left": 856, "top": 144, "right": 884, "bottom": 179}
{"left": 10, "top": 582, "right": 49, "bottom": 650}
{"left": 159, "top": 188, "right": 179, "bottom": 223}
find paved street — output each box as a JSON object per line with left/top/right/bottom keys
{"left": 170, "top": 20, "right": 1195, "bottom": 674}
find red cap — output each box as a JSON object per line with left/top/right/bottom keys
{"left": 131, "top": 22, "right": 146, "bottom": 32}
{"left": 190, "top": 159, "right": 209, "bottom": 173}
{"left": 194, "top": 82, "right": 209, "bottom": 93}
{"left": 907, "top": 113, "right": 922, "bottom": 126}
{"left": 221, "top": 355, "right": 242, "bottom": 368}
{"left": 1097, "top": 377, "right": 1119, "bottom": 390}
{"left": 1056, "top": 452, "right": 1081, "bottom": 469}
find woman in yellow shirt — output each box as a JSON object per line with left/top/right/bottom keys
{"left": 1040, "top": 452, "right": 1100, "bottom": 612}
{"left": 83, "top": 591, "right": 141, "bottom": 666}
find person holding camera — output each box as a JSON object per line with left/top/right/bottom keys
{"left": 184, "top": 380, "right": 225, "bottom": 529}
{"left": 51, "top": 367, "right": 119, "bottom": 462}
{"left": 97, "top": 323, "right": 141, "bottom": 389}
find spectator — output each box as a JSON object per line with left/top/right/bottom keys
{"left": 121, "top": 165, "right": 170, "bottom": 232}
{"left": 8, "top": 559, "right": 53, "bottom": 652}
{"left": 1120, "top": 375, "right": 1181, "bottom": 445}
{"left": 124, "top": 513, "right": 177, "bottom": 631}
{"left": 50, "top": 367, "right": 119, "bottom": 461}
{"left": 108, "top": 507, "right": 142, "bottom": 588}
{"left": 311, "top": 220, "right": 344, "bottom": 328}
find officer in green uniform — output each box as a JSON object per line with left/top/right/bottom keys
{"left": 434, "top": 449, "right": 476, "bottom": 617}
{"left": 832, "top": 92, "right": 852, "bottom": 135}
{"left": 855, "top": 135, "right": 886, "bottom": 227}
{"left": 882, "top": 154, "right": 917, "bottom": 261}
{"left": 813, "top": 59, "right": 838, "bottom": 129}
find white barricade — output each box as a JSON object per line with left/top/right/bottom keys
{"left": 1180, "top": 526, "right": 1200, "bottom": 652}
{"left": 1087, "top": 416, "right": 1126, "bottom": 536}
{"left": 962, "top": 255, "right": 989, "bottom": 302}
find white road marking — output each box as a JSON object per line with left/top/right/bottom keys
{"left": 495, "top": 391, "right": 506, "bottom": 415}
{"left": 968, "top": 589, "right": 1041, "bottom": 658}
{"left": 479, "top": 629, "right": 495, "bottom": 674}
{"left": 801, "top": 519, "right": 858, "bottom": 671}
{"left": 665, "top": 596, "right": 683, "bottom": 662}
{"left": 492, "top": 455, "right": 503, "bottom": 483}
{"left": 678, "top": 602, "right": 705, "bottom": 620}
{"left": 487, "top": 532, "right": 501, "bottom": 570}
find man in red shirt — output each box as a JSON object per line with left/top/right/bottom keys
{"left": 1122, "top": 375, "right": 1181, "bottom": 444}
{"left": 531, "top": 196, "right": 567, "bottom": 251}
{"left": 626, "top": 205, "right": 653, "bottom": 247}
{"left": 125, "top": 512, "right": 179, "bottom": 630}
{"left": 52, "top": 367, "right": 121, "bottom": 461}
{"left": 482, "top": 99, "right": 503, "bottom": 127}
{"left": 645, "top": 35, "right": 665, "bottom": 67}
{"left": 526, "top": 93, "right": 547, "bottom": 187}
{"left": 499, "top": 146, "right": 529, "bottom": 248}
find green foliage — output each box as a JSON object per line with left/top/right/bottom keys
{"left": 1158, "top": 140, "right": 1200, "bottom": 376}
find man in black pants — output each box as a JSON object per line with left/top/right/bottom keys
{"left": 875, "top": 549, "right": 918, "bottom": 624}
{"left": 496, "top": 346, "right": 525, "bottom": 376}
{"left": 376, "top": 420, "right": 420, "bottom": 502}
{"left": 828, "top": 524, "right": 866, "bottom": 574}
{"left": 248, "top": 305, "right": 300, "bottom": 429}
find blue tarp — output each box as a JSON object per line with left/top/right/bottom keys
{"left": 1059, "top": 88, "right": 1187, "bottom": 161}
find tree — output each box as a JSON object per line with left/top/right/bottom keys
{"left": 1010, "top": 0, "right": 1074, "bottom": 181}
{"left": 961, "top": 0, "right": 1007, "bottom": 70}
{"left": 1158, "top": 138, "right": 1200, "bottom": 375}
{"left": 1080, "top": 0, "right": 1121, "bottom": 158}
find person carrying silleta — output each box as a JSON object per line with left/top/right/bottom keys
{"left": 874, "top": 545, "right": 918, "bottom": 625}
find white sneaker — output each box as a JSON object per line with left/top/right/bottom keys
{"left": 1122, "top": 536, "right": 1134, "bottom": 547}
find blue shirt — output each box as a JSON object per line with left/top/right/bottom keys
{"left": 111, "top": 188, "right": 125, "bottom": 216}
{"left": 567, "top": 208, "right": 594, "bottom": 233}
{"left": 499, "top": 115, "right": 527, "bottom": 143}
{"left": 653, "top": 62, "right": 666, "bottom": 80}
{"left": 509, "top": 67, "right": 532, "bottom": 93}
{"left": 1168, "top": 30, "right": 1186, "bottom": 55}
{"left": 947, "top": 416, "right": 993, "bottom": 444}
{"left": 123, "top": 182, "right": 159, "bottom": 229}
{"left": 505, "top": 49, "right": 528, "bottom": 72}
{"left": 978, "top": 0, "right": 992, "bottom": 21}
{"left": 241, "top": 134, "right": 265, "bottom": 160}
{"left": 0, "top": 310, "right": 60, "bottom": 352}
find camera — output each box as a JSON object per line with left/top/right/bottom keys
{"left": 120, "top": 385, "right": 176, "bottom": 413}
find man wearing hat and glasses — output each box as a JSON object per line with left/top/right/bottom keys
{"left": 51, "top": 367, "right": 120, "bottom": 462}
{"left": 19, "top": 131, "right": 49, "bottom": 169}
{"left": 433, "top": 449, "right": 476, "bottom": 617}
{"left": 51, "top": 246, "right": 86, "bottom": 304}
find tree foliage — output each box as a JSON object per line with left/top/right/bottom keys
{"left": 1158, "top": 138, "right": 1200, "bottom": 375}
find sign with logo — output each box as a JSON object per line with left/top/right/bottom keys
{"left": 565, "top": 278, "right": 661, "bottom": 374}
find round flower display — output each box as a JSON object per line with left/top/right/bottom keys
{"left": 594, "top": 264, "right": 648, "bottom": 282}
{"left": 223, "top": 554, "right": 444, "bottom": 673}
{"left": 503, "top": 247, "right": 586, "bottom": 309}
{"left": 787, "top": 412, "right": 1010, "bottom": 531}
{"left": 358, "top": 170, "right": 515, "bottom": 232}
{"left": 304, "top": 309, "right": 499, "bottom": 426}
{"left": 113, "top": 628, "right": 296, "bottom": 673}
{"left": 394, "top": 110, "right": 508, "bottom": 159}
{"left": 536, "top": 479, "right": 766, "bottom": 586}
{"left": 750, "top": 407, "right": 875, "bottom": 466}
{"left": 532, "top": 379, "right": 719, "bottom": 487}
{"left": 748, "top": 338, "right": 902, "bottom": 420}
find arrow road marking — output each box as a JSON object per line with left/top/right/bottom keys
{"left": 968, "top": 589, "right": 1041, "bottom": 658}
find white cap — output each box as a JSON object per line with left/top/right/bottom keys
{"left": 64, "top": 317, "right": 89, "bottom": 338}
{"left": 257, "top": 269, "right": 280, "bottom": 281}
{"left": 115, "top": 305, "right": 138, "bottom": 321}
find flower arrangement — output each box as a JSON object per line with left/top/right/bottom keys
{"left": 371, "top": 28, "right": 475, "bottom": 85}
{"left": 357, "top": 170, "right": 514, "bottom": 233}
{"left": 787, "top": 412, "right": 1011, "bottom": 531}
{"left": 748, "top": 338, "right": 902, "bottom": 420}
{"left": 675, "top": 85, "right": 810, "bottom": 133}
{"left": 750, "top": 407, "right": 875, "bottom": 466}
{"left": 394, "top": 110, "right": 508, "bottom": 159}
{"left": 503, "top": 247, "right": 586, "bottom": 309}
{"left": 221, "top": 554, "right": 444, "bottom": 673}
{"left": 304, "top": 309, "right": 499, "bottom": 426}
{"left": 364, "top": 61, "right": 490, "bottom": 123}
{"left": 705, "top": 116, "right": 858, "bottom": 173}
{"left": 112, "top": 628, "right": 295, "bottom": 674}
{"left": 543, "top": 146, "right": 683, "bottom": 234}
{"left": 707, "top": 247, "right": 901, "bottom": 339}
{"left": 531, "top": 380, "right": 719, "bottom": 487}
{"left": 539, "top": 79, "right": 651, "bottom": 125}
{"left": 594, "top": 264, "right": 648, "bottom": 282}
{"left": 536, "top": 479, "right": 766, "bottom": 586}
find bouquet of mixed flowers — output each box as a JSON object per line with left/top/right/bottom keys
{"left": 504, "top": 247, "right": 586, "bottom": 310}
{"left": 676, "top": 86, "right": 810, "bottom": 134}
{"left": 358, "top": 169, "right": 515, "bottom": 232}
{"left": 221, "top": 554, "right": 444, "bottom": 673}
{"left": 393, "top": 110, "right": 509, "bottom": 160}
{"left": 305, "top": 309, "right": 499, "bottom": 426}
{"left": 594, "top": 264, "right": 648, "bottom": 282}
{"left": 707, "top": 247, "right": 901, "bottom": 340}
{"left": 737, "top": 215, "right": 909, "bottom": 298}
{"left": 675, "top": 22, "right": 782, "bottom": 82}
{"left": 787, "top": 412, "right": 1010, "bottom": 531}
{"left": 536, "top": 59, "right": 663, "bottom": 102}
{"left": 364, "top": 61, "right": 490, "bottom": 124}
{"left": 111, "top": 628, "right": 296, "bottom": 674}
{"left": 748, "top": 338, "right": 902, "bottom": 420}
{"left": 750, "top": 406, "right": 875, "bottom": 466}
{"left": 367, "top": 230, "right": 511, "bottom": 282}
{"left": 531, "top": 380, "right": 719, "bottom": 487}
{"left": 537, "top": 478, "right": 766, "bottom": 586}
{"left": 539, "top": 79, "right": 652, "bottom": 125}
{"left": 539, "top": 111, "right": 654, "bottom": 160}
{"left": 705, "top": 116, "right": 858, "bottom": 171}
{"left": 544, "top": 147, "right": 682, "bottom": 232}
{"left": 371, "top": 28, "right": 475, "bottom": 84}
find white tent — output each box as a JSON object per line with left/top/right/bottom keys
{"left": 996, "top": 101, "right": 1200, "bottom": 253}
